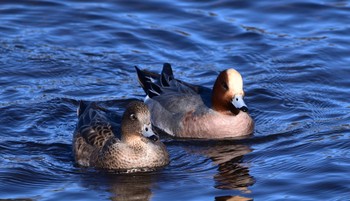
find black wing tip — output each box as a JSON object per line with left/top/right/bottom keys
{"left": 135, "top": 65, "right": 148, "bottom": 91}
{"left": 134, "top": 65, "right": 159, "bottom": 98}
{"left": 148, "top": 82, "right": 162, "bottom": 98}
{"left": 162, "top": 63, "right": 174, "bottom": 77}
{"left": 135, "top": 64, "right": 176, "bottom": 98}
{"left": 134, "top": 66, "right": 143, "bottom": 82}
{"left": 78, "top": 100, "right": 88, "bottom": 117}
{"left": 161, "top": 63, "right": 174, "bottom": 87}
{"left": 163, "top": 63, "right": 171, "bottom": 68}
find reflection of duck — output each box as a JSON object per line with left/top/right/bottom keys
{"left": 106, "top": 172, "right": 252, "bottom": 201}
{"left": 135, "top": 63, "right": 254, "bottom": 139}
{"left": 76, "top": 171, "right": 154, "bottom": 201}
{"left": 73, "top": 101, "right": 169, "bottom": 172}
{"left": 184, "top": 141, "right": 254, "bottom": 192}
{"left": 215, "top": 195, "right": 252, "bottom": 201}
{"left": 107, "top": 173, "right": 153, "bottom": 201}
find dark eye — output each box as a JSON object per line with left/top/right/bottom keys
{"left": 130, "top": 114, "right": 137, "bottom": 120}
{"left": 222, "top": 82, "right": 228, "bottom": 90}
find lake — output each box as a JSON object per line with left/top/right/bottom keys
{"left": 0, "top": 0, "right": 349, "bottom": 200}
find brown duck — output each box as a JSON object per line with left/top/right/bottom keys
{"left": 73, "top": 101, "right": 169, "bottom": 172}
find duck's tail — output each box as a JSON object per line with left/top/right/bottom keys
{"left": 77, "top": 101, "right": 108, "bottom": 117}
{"left": 77, "top": 100, "right": 88, "bottom": 117}
{"left": 135, "top": 63, "right": 175, "bottom": 98}
{"left": 135, "top": 66, "right": 159, "bottom": 98}
{"left": 160, "top": 63, "right": 174, "bottom": 87}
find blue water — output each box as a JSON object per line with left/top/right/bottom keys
{"left": 1, "top": 0, "right": 350, "bottom": 200}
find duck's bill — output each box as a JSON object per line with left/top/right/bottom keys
{"left": 147, "top": 135, "right": 159, "bottom": 141}
{"left": 142, "top": 124, "right": 159, "bottom": 141}
{"left": 232, "top": 95, "right": 248, "bottom": 112}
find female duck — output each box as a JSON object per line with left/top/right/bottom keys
{"left": 135, "top": 63, "right": 254, "bottom": 139}
{"left": 73, "top": 101, "right": 169, "bottom": 172}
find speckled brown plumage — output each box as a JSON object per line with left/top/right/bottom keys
{"left": 73, "top": 101, "right": 169, "bottom": 172}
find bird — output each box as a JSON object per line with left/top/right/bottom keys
{"left": 135, "top": 63, "right": 254, "bottom": 139}
{"left": 73, "top": 101, "right": 169, "bottom": 172}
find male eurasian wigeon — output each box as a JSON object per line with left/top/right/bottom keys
{"left": 73, "top": 101, "right": 169, "bottom": 172}
{"left": 135, "top": 63, "right": 254, "bottom": 139}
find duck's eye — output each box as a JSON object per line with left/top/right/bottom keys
{"left": 130, "top": 114, "right": 137, "bottom": 120}
{"left": 222, "top": 82, "right": 229, "bottom": 90}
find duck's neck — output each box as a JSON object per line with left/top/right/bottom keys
{"left": 212, "top": 98, "right": 240, "bottom": 115}
{"left": 211, "top": 89, "right": 239, "bottom": 116}
{"left": 122, "top": 134, "right": 144, "bottom": 149}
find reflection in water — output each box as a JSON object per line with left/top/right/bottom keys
{"left": 78, "top": 171, "right": 154, "bottom": 201}
{"left": 215, "top": 195, "right": 252, "bottom": 201}
{"left": 209, "top": 144, "right": 254, "bottom": 192}
{"left": 107, "top": 174, "right": 153, "bottom": 201}
{"left": 184, "top": 141, "right": 254, "bottom": 196}
{"left": 0, "top": 0, "right": 349, "bottom": 199}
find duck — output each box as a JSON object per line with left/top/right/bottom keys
{"left": 73, "top": 101, "right": 169, "bottom": 172}
{"left": 135, "top": 63, "right": 254, "bottom": 139}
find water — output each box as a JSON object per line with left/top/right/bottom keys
{"left": 1, "top": 0, "right": 349, "bottom": 200}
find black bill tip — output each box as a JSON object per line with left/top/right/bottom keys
{"left": 240, "top": 106, "right": 248, "bottom": 112}
{"left": 147, "top": 135, "right": 159, "bottom": 142}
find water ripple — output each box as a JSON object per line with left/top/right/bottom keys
{"left": 1, "top": 0, "right": 350, "bottom": 200}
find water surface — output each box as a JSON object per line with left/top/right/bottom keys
{"left": 1, "top": 0, "right": 350, "bottom": 200}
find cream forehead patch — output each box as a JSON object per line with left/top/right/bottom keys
{"left": 226, "top": 68, "right": 242, "bottom": 79}
{"left": 226, "top": 69, "right": 243, "bottom": 92}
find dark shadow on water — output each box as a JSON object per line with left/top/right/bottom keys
{"left": 106, "top": 173, "right": 154, "bottom": 201}
{"left": 75, "top": 169, "right": 157, "bottom": 201}
{"left": 183, "top": 141, "right": 255, "bottom": 192}
{"left": 212, "top": 145, "right": 254, "bottom": 191}
{"left": 215, "top": 195, "right": 253, "bottom": 201}
{"left": 163, "top": 139, "right": 254, "bottom": 200}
